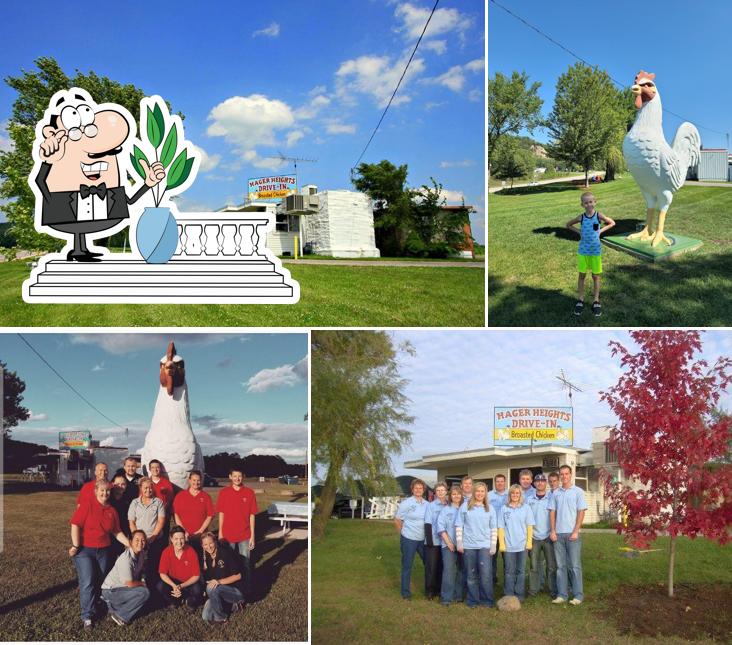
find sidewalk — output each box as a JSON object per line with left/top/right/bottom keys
{"left": 489, "top": 171, "right": 605, "bottom": 193}
{"left": 282, "top": 259, "right": 484, "bottom": 268}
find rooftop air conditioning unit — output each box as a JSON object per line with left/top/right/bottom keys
{"left": 284, "top": 194, "right": 318, "bottom": 214}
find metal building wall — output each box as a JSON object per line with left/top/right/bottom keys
{"left": 698, "top": 149, "right": 728, "bottom": 181}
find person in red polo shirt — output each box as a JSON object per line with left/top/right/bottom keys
{"left": 76, "top": 462, "right": 110, "bottom": 507}
{"left": 173, "top": 470, "right": 214, "bottom": 557}
{"left": 69, "top": 480, "right": 130, "bottom": 630}
{"left": 156, "top": 525, "right": 203, "bottom": 608}
{"left": 216, "top": 468, "right": 258, "bottom": 592}
{"left": 148, "top": 459, "right": 175, "bottom": 511}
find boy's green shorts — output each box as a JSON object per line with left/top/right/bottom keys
{"left": 577, "top": 254, "right": 602, "bottom": 274}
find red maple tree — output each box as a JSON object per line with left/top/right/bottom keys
{"left": 600, "top": 330, "right": 732, "bottom": 597}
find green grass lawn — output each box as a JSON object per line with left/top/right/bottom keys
{"left": 488, "top": 177, "right": 732, "bottom": 326}
{"left": 0, "top": 482, "right": 307, "bottom": 641}
{"left": 312, "top": 520, "right": 732, "bottom": 643}
{"left": 0, "top": 262, "right": 484, "bottom": 327}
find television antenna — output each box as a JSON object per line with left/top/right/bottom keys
{"left": 264, "top": 152, "right": 318, "bottom": 187}
{"left": 555, "top": 369, "right": 583, "bottom": 406}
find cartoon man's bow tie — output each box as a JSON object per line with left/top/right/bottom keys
{"left": 79, "top": 183, "right": 107, "bottom": 199}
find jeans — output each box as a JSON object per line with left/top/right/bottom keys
{"left": 400, "top": 535, "right": 425, "bottom": 598}
{"left": 439, "top": 547, "right": 461, "bottom": 604}
{"left": 462, "top": 548, "right": 494, "bottom": 607}
{"left": 73, "top": 546, "right": 113, "bottom": 620}
{"left": 228, "top": 540, "right": 252, "bottom": 593}
{"left": 155, "top": 578, "right": 205, "bottom": 607}
{"left": 503, "top": 550, "right": 527, "bottom": 600}
{"left": 202, "top": 583, "right": 244, "bottom": 622}
{"left": 554, "top": 534, "right": 583, "bottom": 600}
{"left": 101, "top": 586, "right": 150, "bottom": 623}
{"left": 529, "top": 538, "right": 557, "bottom": 597}
{"left": 424, "top": 544, "right": 442, "bottom": 597}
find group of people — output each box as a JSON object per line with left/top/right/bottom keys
{"left": 395, "top": 465, "right": 587, "bottom": 608}
{"left": 69, "top": 457, "right": 259, "bottom": 630}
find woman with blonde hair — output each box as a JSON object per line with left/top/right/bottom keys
{"left": 127, "top": 476, "right": 166, "bottom": 597}
{"left": 497, "top": 484, "right": 535, "bottom": 601}
{"left": 455, "top": 482, "right": 497, "bottom": 608}
{"left": 201, "top": 532, "right": 244, "bottom": 623}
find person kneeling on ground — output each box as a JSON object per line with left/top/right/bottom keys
{"left": 201, "top": 532, "right": 245, "bottom": 623}
{"left": 101, "top": 530, "right": 150, "bottom": 625}
{"left": 156, "top": 525, "right": 204, "bottom": 608}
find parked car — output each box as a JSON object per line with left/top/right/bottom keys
{"left": 203, "top": 474, "right": 219, "bottom": 487}
{"left": 279, "top": 475, "right": 300, "bottom": 485}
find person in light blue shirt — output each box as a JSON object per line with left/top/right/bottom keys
{"left": 394, "top": 479, "right": 428, "bottom": 600}
{"left": 437, "top": 484, "right": 463, "bottom": 605}
{"left": 488, "top": 474, "right": 508, "bottom": 586}
{"left": 497, "top": 484, "right": 535, "bottom": 601}
{"left": 527, "top": 473, "right": 557, "bottom": 598}
{"left": 424, "top": 482, "right": 448, "bottom": 600}
{"left": 549, "top": 465, "right": 587, "bottom": 605}
{"left": 519, "top": 469, "right": 536, "bottom": 501}
{"left": 455, "top": 482, "right": 497, "bottom": 608}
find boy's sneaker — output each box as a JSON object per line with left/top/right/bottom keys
{"left": 569, "top": 598, "right": 583, "bottom": 606}
{"left": 109, "top": 611, "right": 127, "bottom": 626}
{"left": 82, "top": 619, "right": 93, "bottom": 630}
{"left": 574, "top": 300, "right": 584, "bottom": 316}
{"left": 592, "top": 301, "right": 601, "bottom": 317}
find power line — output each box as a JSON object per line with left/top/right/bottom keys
{"left": 17, "top": 333, "right": 125, "bottom": 430}
{"left": 489, "top": 0, "right": 728, "bottom": 138}
{"left": 351, "top": 0, "right": 440, "bottom": 174}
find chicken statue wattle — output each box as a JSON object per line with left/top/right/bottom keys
{"left": 623, "top": 71, "right": 701, "bottom": 247}
{"left": 140, "top": 342, "right": 204, "bottom": 489}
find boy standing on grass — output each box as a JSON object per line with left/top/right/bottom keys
{"left": 566, "top": 191, "right": 615, "bottom": 317}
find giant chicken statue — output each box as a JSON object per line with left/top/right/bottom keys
{"left": 140, "top": 342, "right": 204, "bottom": 489}
{"left": 623, "top": 71, "right": 701, "bottom": 247}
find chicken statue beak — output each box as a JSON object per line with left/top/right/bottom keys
{"left": 631, "top": 84, "right": 643, "bottom": 109}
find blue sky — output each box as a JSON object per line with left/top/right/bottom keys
{"left": 0, "top": 0, "right": 486, "bottom": 242}
{"left": 392, "top": 330, "right": 732, "bottom": 480}
{"left": 489, "top": 0, "right": 731, "bottom": 149}
{"left": 1, "top": 333, "right": 308, "bottom": 462}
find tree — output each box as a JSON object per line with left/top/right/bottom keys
{"left": 546, "top": 63, "right": 627, "bottom": 187}
{"left": 0, "top": 57, "right": 178, "bottom": 251}
{"left": 603, "top": 87, "right": 635, "bottom": 181}
{"left": 311, "top": 331, "right": 414, "bottom": 539}
{"left": 491, "top": 136, "right": 535, "bottom": 188}
{"left": 488, "top": 71, "right": 543, "bottom": 160}
{"left": 407, "top": 179, "right": 471, "bottom": 258}
{"left": 351, "top": 160, "right": 413, "bottom": 256}
{"left": 2, "top": 360, "right": 30, "bottom": 437}
{"left": 600, "top": 331, "right": 732, "bottom": 597}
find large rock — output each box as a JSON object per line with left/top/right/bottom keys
{"left": 497, "top": 595, "right": 522, "bottom": 611}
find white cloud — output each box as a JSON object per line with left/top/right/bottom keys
{"left": 394, "top": 3, "right": 473, "bottom": 40}
{"left": 422, "top": 59, "right": 485, "bottom": 94}
{"left": 336, "top": 54, "right": 426, "bottom": 108}
{"left": 325, "top": 123, "right": 356, "bottom": 135}
{"left": 91, "top": 362, "right": 106, "bottom": 372}
{"left": 0, "top": 120, "right": 12, "bottom": 152}
{"left": 440, "top": 160, "right": 475, "bottom": 168}
{"left": 468, "top": 89, "right": 483, "bottom": 102}
{"left": 190, "top": 144, "right": 221, "bottom": 172}
{"left": 245, "top": 356, "right": 308, "bottom": 393}
{"left": 441, "top": 189, "right": 466, "bottom": 204}
{"left": 99, "top": 436, "right": 115, "bottom": 447}
{"left": 286, "top": 130, "right": 305, "bottom": 147}
{"left": 294, "top": 94, "right": 331, "bottom": 120}
{"left": 423, "top": 39, "right": 447, "bottom": 55}
{"left": 28, "top": 411, "right": 48, "bottom": 421}
{"left": 465, "top": 58, "right": 485, "bottom": 73}
{"left": 207, "top": 95, "right": 295, "bottom": 160}
{"left": 252, "top": 22, "right": 280, "bottom": 38}
{"left": 248, "top": 446, "right": 307, "bottom": 460}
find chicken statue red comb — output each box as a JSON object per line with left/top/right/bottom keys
{"left": 634, "top": 70, "right": 656, "bottom": 84}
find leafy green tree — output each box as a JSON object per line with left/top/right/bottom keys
{"left": 2, "top": 360, "right": 29, "bottom": 437}
{"left": 311, "top": 331, "right": 414, "bottom": 540}
{"left": 546, "top": 63, "right": 627, "bottom": 187}
{"left": 0, "top": 57, "right": 178, "bottom": 251}
{"left": 603, "top": 87, "right": 635, "bottom": 181}
{"left": 488, "top": 71, "right": 543, "bottom": 160}
{"left": 492, "top": 136, "right": 535, "bottom": 187}
{"left": 351, "top": 160, "right": 414, "bottom": 255}
{"left": 407, "top": 178, "right": 472, "bottom": 258}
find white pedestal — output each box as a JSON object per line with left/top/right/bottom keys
{"left": 23, "top": 255, "right": 299, "bottom": 303}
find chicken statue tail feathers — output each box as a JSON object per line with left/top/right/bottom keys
{"left": 670, "top": 122, "right": 701, "bottom": 192}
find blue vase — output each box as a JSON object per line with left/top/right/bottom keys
{"left": 136, "top": 207, "right": 178, "bottom": 264}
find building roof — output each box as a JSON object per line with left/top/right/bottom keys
{"left": 404, "top": 444, "right": 589, "bottom": 470}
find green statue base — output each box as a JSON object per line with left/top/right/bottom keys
{"left": 603, "top": 233, "right": 702, "bottom": 262}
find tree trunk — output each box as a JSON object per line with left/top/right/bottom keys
{"left": 668, "top": 534, "right": 676, "bottom": 597}
{"left": 312, "top": 455, "right": 342, "bottom": 541}
{"left": 584, "top": 167, "right": 590, "bottom": 188}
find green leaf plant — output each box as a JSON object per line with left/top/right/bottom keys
{"left": 131, "top": 97, "right": 198, "bottom": 207}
